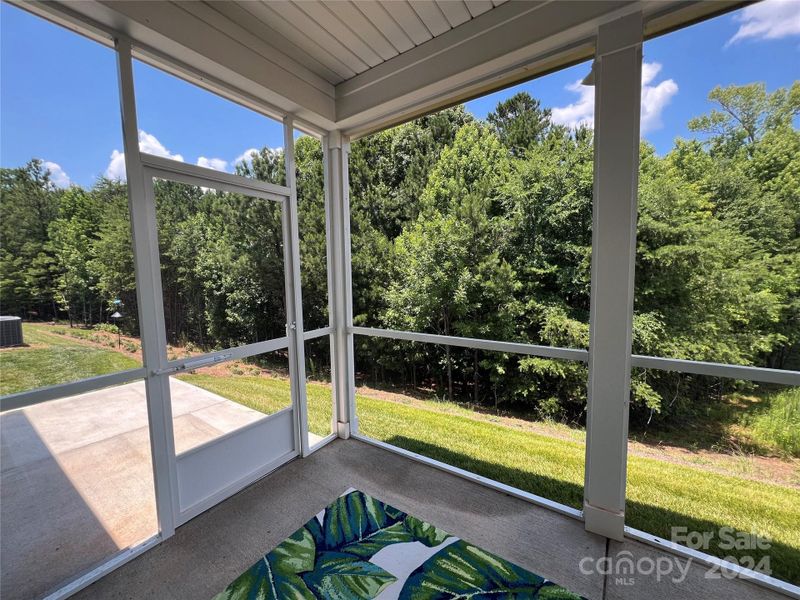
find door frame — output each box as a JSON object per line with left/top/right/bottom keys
{"left": 139, "top": 150, "right": 308, "bottom": 526}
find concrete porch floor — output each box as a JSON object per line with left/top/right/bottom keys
{"left": 70, "top": 438, "right": 786, "bottom": 600}
{"left": 0, "top": 378, "right": 312, "bottom": 600}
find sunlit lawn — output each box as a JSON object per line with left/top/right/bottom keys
{"left": 3, "top": 325, "right": 798, "bottom": 584}
{"left": 0, "top": 324, "right": 140, "bottom": 395}
{"left": 178, "top": 373, "right": 334, "bottom": 437}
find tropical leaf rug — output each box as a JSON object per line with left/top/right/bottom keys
{"left": 213, "top": 489, "right": 586, "bottom": 599}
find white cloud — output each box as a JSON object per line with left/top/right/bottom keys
{"left": 233, "top": 146, "right": 283, "bottom": 168}
{"left": 234, "top": 147, "right": 260, "bottom": 167}
{"left": 640, "top": 63, "right": 679, "bottom": 133}
{"left": 727, "top": 0, "right": 800, "bottom": 45}
{"left": 551, "top": 62, "right": 678, "bottom": 134}
{"left": 197, "top": 156, "right": 228, "bottom": 172}
{"left": 551, "top": 80, "right": 595, "bottom": 130}
{"left": 105, "top": 149, "right": 127, "bottom": 181}
{"left": 105, "top": 130, "right": 184, "bottom": 180}
{"left": 138, "top": 131, "right": 184, "bottom": 162}
{"left": 43, "top": 161, "right": 70, "bottom": 188}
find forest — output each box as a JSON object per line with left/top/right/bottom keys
{"left": 1, "top": 82, "right": 798, "bottom": 428}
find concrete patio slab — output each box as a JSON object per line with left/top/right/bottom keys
{"left": 0, "top": 378, "right": 273, "bottom": 600}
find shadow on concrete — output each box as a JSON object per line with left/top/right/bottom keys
{"left": 2, "top": 411, "right": 136, "bottom": 599}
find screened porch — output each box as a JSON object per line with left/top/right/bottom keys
{"left": 1, "top": 1, "right": 798, "bottom": 599}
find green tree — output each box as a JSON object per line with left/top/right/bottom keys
{"left": 488, "top": 91, "right": 553, "bottom": 156}
{"left": 0, "top": 160, "right": 60, "bottom": 319}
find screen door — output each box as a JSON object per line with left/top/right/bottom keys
{"left": 142, "top": 155, "right": 303, "bottom": 524}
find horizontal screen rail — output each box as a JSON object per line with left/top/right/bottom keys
{"left": 1, "top": 367, "right": 147, "bottom": 412}
{"left": 349, "top": 327, "right": 588, "bottom": 362}
{"left": 631, "top": 355, "right": 800, "bottom": 386}
{"left": 159, "top": 337, "right": 290, "bottom": 375}
{"left": 154, "top": 353, "right": 232, "bottom": 376}
{"left": 303, "top": 326, "right": 334, "bottom": 341}
{"left": 141, "top": 152, "right": 290, "bottom": 200}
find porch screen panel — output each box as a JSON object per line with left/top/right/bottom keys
{"left": 624, "top": 10, "right": 800, "bottom": 589}
{"left": 0, "top": 8, "right": 159, "bottom": 598}
{"left": 354, "top": 339, "right": 587, "bottom": 511}
{"left": 132, "top": 59, "right": 286, "bottom": 186}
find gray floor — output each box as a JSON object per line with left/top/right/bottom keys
{"left": 71, "top": 438, "right": 786, "bottom": 600}
{"left": 0, "top": 379, "right": 288, "bottom": 600}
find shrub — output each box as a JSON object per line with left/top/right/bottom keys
{"left": 748, "top": 388, "right": 800, "bottom": 457}
{"left": 94, "top": 323, "right": 120, "bottom": 334}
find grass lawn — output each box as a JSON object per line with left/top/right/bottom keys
{"left": 0, "top": 324, "right": 140, "bottom": 395}
{"left": 3, "top": 324, "right": 798, "bottom": 584}
{"left": 179, "top": 373, "right": 334, "bottom": 436}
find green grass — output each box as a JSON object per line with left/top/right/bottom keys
{"left": 180, "top": 373, "right": 334, "bottom": 437}
{"left": 746, "top": 387, "right": 800, "bottom": 457}
{"left": 0, "top": 324, "right": 140, "bottom": 395}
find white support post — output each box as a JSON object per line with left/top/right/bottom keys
{"left": 326, "top": 132, "right": 357, "bottom": 438}
{"left": 583, "top": 13, "right": 643, "bottom": 541}
{"left": 283, "top": 117, "right": 311, "bottom": 457}
{"left": 322, "top": 138, "right": 337, "bottom": 437}
{"left": 115, "top": 37, "right": 178, "bottom": 537}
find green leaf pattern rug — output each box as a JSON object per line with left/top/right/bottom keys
{"left": 213, "top": 489, "right": 586, "bottom": 599}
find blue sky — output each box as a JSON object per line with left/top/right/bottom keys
{"left": 1, "top": 1, "right": 798, "bottom": 188}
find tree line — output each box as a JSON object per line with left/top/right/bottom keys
{"left": 1, "top": 82, "right": 797, "bottom": 427}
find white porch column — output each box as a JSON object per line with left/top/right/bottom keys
{"left": 325, "top": 132, "right": 357, "bottom": 437}
{"left": 583, "top": 12, "right": 643, "bottom": 541}
{"left": 115, "top": 37, "right": 178, "bottom": 537}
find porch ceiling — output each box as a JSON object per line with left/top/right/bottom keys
{"left": 209, "top": 0, "right": 509, "bottom": 85}
{"left": 15, "top": 0, "right": 744, "bottom": 137}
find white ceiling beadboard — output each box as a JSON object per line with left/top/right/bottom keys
{"left": 187, "top": 0, "right": 508, "bottom": 85}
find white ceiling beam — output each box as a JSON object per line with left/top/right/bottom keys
{"left": 210, "top": 1, "right": 344, "bottom": 84}
{"left": 464, "top": 0, "right": 493, "bottom": 19}
{"left": 293, "top": 1, "right": 383, "bottom": 69}
{"left": 353, "top": 1, "right": 416, "bottom": 54}
{"left": 263, "top": 1, "right": 370, "bottom": 75}
{"left": 409, "top": 1, "right": 451, "bottom": 37}
{"left": 384, "top": 0, "right": 434, "bottom": 46}
{"left": 175, "top": 1, "right": 334, "bottom": 93}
